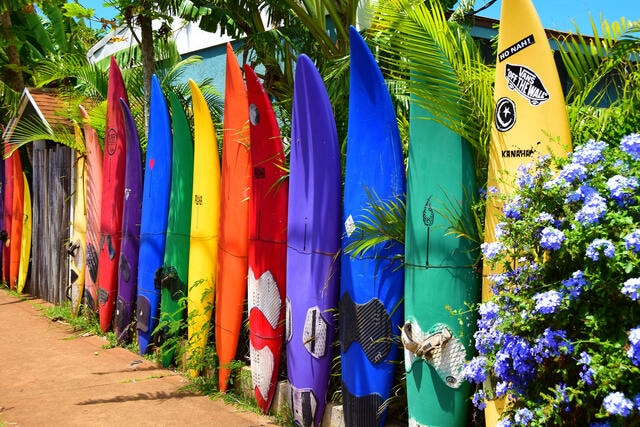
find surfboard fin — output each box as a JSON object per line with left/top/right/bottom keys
{"left": 402, "top": 321, "right": 466, "bottom": 389}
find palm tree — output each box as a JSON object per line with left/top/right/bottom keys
{"left": 558, "top": 18, "right": 640, "bottom": 143}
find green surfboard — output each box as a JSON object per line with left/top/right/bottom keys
{"left": 158, "top": 93, "right": 194, "bottom": 367}
{"left": 404, "top": 101, "right": 480, "bottom": 426}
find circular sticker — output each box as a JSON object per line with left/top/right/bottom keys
{"left": 107, "top": 128, "right": 117, "bottom": 155}
{"left": 494, "top": 97, "right": 516, "bottom": 132}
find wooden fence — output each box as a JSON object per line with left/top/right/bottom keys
{"left": 27, "top": 140, "right": 72, "bottom": 304}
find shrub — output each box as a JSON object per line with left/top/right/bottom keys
{"left": 464, "top": 134, "right": 640, "bottom": 425}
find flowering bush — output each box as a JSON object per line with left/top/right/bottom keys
{"left": 464, "top": 134, "right": 640, "bottom": 425}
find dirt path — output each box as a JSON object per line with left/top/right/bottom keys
{"left": 0, "top": 290, "right": 279, "bottom": 427}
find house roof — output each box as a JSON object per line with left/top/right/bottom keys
{"left": 2, "top": 87, "right": 74, "bottom": 145}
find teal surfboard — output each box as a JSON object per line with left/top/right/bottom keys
{"left": 403, "top": 101, "right": 480, "bottom": 426}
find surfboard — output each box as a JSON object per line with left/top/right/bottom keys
{"left": 115, "top": 99, "right": 143, "bottom": 345}
{"left": 482, "top": 1, "right": 572, "bottom": 424}
{"left": 0, "top": 159, "right": 5, "bottom": 282}
{"left": 80, "top": 105, "right": 102, "bottom": 314}
{"left": 16, "top": 172, "right": 31, "bottom": 294}
{"left": 286, "top": 54, "right": 341, "bottom": 427}
{"left": 403, "top": 103, "right": 480, "bottom": 426}
{"left": 97, "top": 57, "right": 129, "bottom": 332}
{"left": 187, "top": 79, "right": 220, "bottom": 376}
{"left": 244, "top": 63, "right": 289, "bottom": 414}
{"left": 137, "top": 75, "right": 173, "bottom": 355}
{"left": 158, "top": 92, "right": 194, "bottom": 368}
{"left": 339, "top": 26, "right": 406, "bottom": 427}
{"left": 9, "top": 150, "right": 24, "bottom": 291}
{"left": 2, "top": 150, "right": 14, "bottom": 285}
{"left": 215, "top": 43, "right": 251, "bottom": 391}
{"left": 68, "top": 123, "right": 87, "bottom": 312}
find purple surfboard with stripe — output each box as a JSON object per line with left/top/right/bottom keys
{"left": 285, "top": 54, "right": 341, "bottom": 427}
{"left": 115, "top": 99, "right": 142, "bottom": 344}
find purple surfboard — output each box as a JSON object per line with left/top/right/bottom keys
{"left": 285, "top": 54, "right": 342, "bottom": 426}
{"left": 114, "top": 99, "right": 142, "bottom": 344}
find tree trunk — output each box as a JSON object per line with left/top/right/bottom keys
{"left": 1, "top": 10, "right": 25, "bottom": 92}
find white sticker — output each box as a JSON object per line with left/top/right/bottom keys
{"left": 345, "top": 214, "right": 356, "bottom": 237}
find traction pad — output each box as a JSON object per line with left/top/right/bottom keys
{"left": 160, "top": 265, "right": 183, "bottom": 299}
{"left": 341, "top": 382, "right": 383, "bottom": 427}
{"left": 401, "top": 321, "right": 466, "bottom": 389}
{"left": 136, "top": 296, "right": 151, "bottom": 333}
{"left": 86, "top": 243, "right": 99, "bottom": 283}
{"left": 339, "top": 294, "right": 392, "bottom": 365}
{"left": 303, "top": 306, "right": 329, "bottom": 358}
{"left": 290, "top": 385, "right": 317, "bottom": 427}
{"left": 97, "top": 288, "right": 108, "bottom": 306}
{"left": 250, "top": 343, "right": 275, "bottom": 403}
{"left": 119, "top": 253, "right": 131, "bottom": 282}
{"left": 115, "top": 297, "right": 130, "bottom": 340}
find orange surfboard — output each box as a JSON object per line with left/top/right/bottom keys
{"left": 215, "top": 43, "right": 251, "bottom": 392}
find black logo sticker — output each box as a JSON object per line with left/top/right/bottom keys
{"left": 505, "top": 64, "right": 550, "bottom": 106}
{"left": 498, "top": 35, "right": 536, "bottom": 62}
{"left": 494, "top": 97, "right": 516, "bottom": 132}
{"left": 107, "top": 128, "right": 117, "bottom": 155}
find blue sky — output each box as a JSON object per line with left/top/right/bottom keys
{"left": 85, "top": 0, "right": 638, "bottom": 35}
{"left": 465, "top": 0, "right": 638, "bottom": 35}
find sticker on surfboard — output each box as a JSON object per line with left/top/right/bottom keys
{"left": 494, "top": 97, "right": 517, "bottom": 132}
{"left": 505, "top": 63, "right": 550, "bottom": 106}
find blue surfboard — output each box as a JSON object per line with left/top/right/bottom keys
{"left": 339, "top": 26, "right": 406, "bottom": 426}
{"left": 136, "top": 75, "right": 173, "bottom": 354}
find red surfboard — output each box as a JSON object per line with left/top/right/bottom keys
{"left": 97, "top": 57, "right": 129, "bottom": 332}
{"left": 244, "top": 64, "right": 289, "bottom": 414}
{"left": 8, "top": 150, "right": 23, "bottom": 290}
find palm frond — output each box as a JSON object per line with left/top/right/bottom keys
{"left": 344, "top": 189, "right": 406, "bottom": 258}
{"left": 368, "top": 0, "right": 492, "bottom": 158}
{"left": 4, "top": 116, "right": 79, "bottom": 155}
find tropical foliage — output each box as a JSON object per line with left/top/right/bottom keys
{"left": 465, "top": 134, "right": 640, "bottom": 425}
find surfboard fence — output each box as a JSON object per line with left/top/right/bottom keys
{"left": 29, "top": 140, "right": 72, "bottom": 304}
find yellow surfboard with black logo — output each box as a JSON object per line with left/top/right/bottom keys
{"left": 482, "top": 0, "right": 572, "bottom": 424}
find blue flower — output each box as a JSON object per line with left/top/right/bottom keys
{"left": 624, "top": 230, "right": 640, "bottom": 253}
{"left": 472, "top": 390, "right": 486, "bottom": 410}
{"left": 575, "top": 192, "right": 607, "bottom": 225}
{"left": 497, "top": 418, "right": 514, "bottom": 427}
{"left": 586, "top": 239, "right": 615, "bottom": 261}
{"left": 620, "top": 133, "right": 640, "bottom": 160}
{"left": 561, "top": 270, "right": 587, "bottom": 300}
{"left": 462, "top": 356, "right": 487, "bottom": 384}
{"left": 504, "top": 195, "right": 525, "bottom": 219}
{"left": 482, "top": 241, "right": 504, "bottom": 260}
{"left": 539, "top": 227, "right": 565, "bottom": 251}
{"left": 590, "top": 421, "right": 611, "bottom": 427}
{"left": 514, "top": 408, "right": 534, "bottom": 425}
{"left": 516, "top": 163, "right": 536, "bottom": 189}
{"left": 621, "top": 278, "right": 640, "bottom": 301}
{"left": 533, "top": 290, "right": 562, "bottom": 314}
{"left": 557, "top": 162, "right": 587, "bottom": 184}
{"left": 577, "top": 351, "right": 595, "bottom": 386}
{"left": 572, "top": 139, "right": 608, "bottom": 165}
{"left": 606, "top": 174, "right": 638, "bottom": 206}
{"left": 603, "top": 391, "right": 634, "bottom": 417}
{"left": 533, "top": 328, "right": 573, "bottom": 361}
{"left": 627, "top": 327, "right": 640, "bottom": 366}
{"left": 635, "top": 394, "right": 640, "bottom": 411}
{"left": 495, "top": 222, "right": 508, "bottom": 239}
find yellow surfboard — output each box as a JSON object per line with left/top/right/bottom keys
{"left": 69, "top": 124, "right": 87, "bottom": 316}
{"left": 16, "top": 173, "right": 31, "bottom": 294}
{"left": 187, "top": 80, "right": 220, "bottom": 377}
{"left": 482, "top": 0, "right": 572, "bottom": 424}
